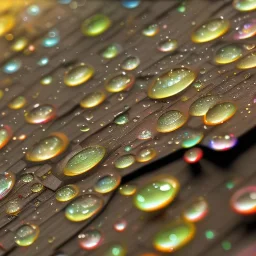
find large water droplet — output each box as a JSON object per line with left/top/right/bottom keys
{"left": 209, "top": 134, "right": 238, "bottom": 151}
{"left": 183, "top": 198, "right": 208, "bottom": 222}
{"left": 214, "top": 45, "right": 242, "bottom": 64}
{"left": 79, "top": 229, "right": 102, "bottom": 250}
{"left": 94, "top": 174, "right": 121, "bottom": 193}
{"left": 114, "top": 154, "right": 135, "bottom": 169}
{"left": 105, "top": 73, "right": 135, "bottom": 92}
{"left": 233, "top": 0, "right": 256, "bottom": 11}
{"left": 80, "top": 91, "right": 106, "bottom": 108}
{"left": 14, "top": 224, "right": 40, "bottom": 246}
{"left": 0, "top": 125, "right": 12, "bottom": 149}
{"left": 0, "top": 172, "right": 15, "bottom": 200}
{"left": 236, "top": 51, "right": 256, "bottom": 69}
{"left": 234, "top": 19, "right": 256, "bottom": 40}
{"left": 6, "top": 199, "right": 21, "bottom": 215}
{"left": 56, "top": 184, "right": 79, "bottom": 202}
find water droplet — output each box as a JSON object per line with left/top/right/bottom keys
{"left": 0, "top": 125, "right": 12, "bottom": 149}
{"left": 114, "top": 114, "right": 129, "bottom": 125}
{"left": 40, "top": 76, "right": 52, "bottom": 85}
{"left": 119, "top": 184, "right": 136, "bottom": 196}
{"left": 153, "top": 220, "right": 195, "bottom": 252}
{"left": 183, "top": 198, "right": 208, "bottom": 222}
{"left": 41, "top": 29, "right": 60, "bottom": 48}
{"left": 101, "top": 44, "right": 122, "bottom": 59}
{"left": 3, "top": 59, "right": 21, "bottom": 74}
{"left": 189, "top": 95, "right": 219, "bottom": 116}
{"left": 181, "top": 132, "right": 204, "bottom": 148}
{"left": 233, "top": 0, "right": 256, "bottom": 11}
{"left": 8, "top": 96, "right": 26, "bottom": 110}
{"left": 14, "top": 224, "right": 40, "bottom": 246}
{"left": 0, "top": 14, "right": 15, "bottom": 36}
{"left": 27, "top": 5, "right": 40, "bottom": 16}
{"left": 31, "top": 183, "right": 44, "bottom": 193}
{"left": 234, "top": 19, "right": 256, "bottom": 40}
{"left": 105, "top": 73, "right": 135, "bottom": 93}
{"left": 103, "top": 243, "right": 127, "bottom": 256}
{"left": 236, "top": 51, "right": 256, "bottom": 69}
{"left": 214, "top": 45, "right": 242, "bottom": 64}
{"left": 231, "top": 186, "right": 256, "bottom": 215}
{"left": 94, "top": 174, "right": 121, "bottom": 194}
{"left": 64, "top": 145, "right": 106, "bottom": 176}
{"left": 37, "top": 57, "right": 49, "bottom": 66}
{"left": 192, "top": 18, "right": 230, "bottom": 43}
{"left": 80, "top": 91, "right": 106, "bottom": 108}
{"left": 184, "top": 148, "right": 203, "bottom": 163}
{"left": 65, "top": 194, "right": 103, "bottom": 222}
{"left": 25, "top": 104, "right": 56, "bottom": 124}
{"left": 136, "top": 148, "right": 156, "bottom": 162}
{"left": 204, "top": 102, "right": 236, "bottom": 125}
{"left": 56, "top": 184, "right": 79, "bottom": 202}
{"left": 114, "top": 154, "right": 135, "bottom": 169}
{"left": 134, "top": 176, "right": 180, "bottom": 211}
{"left": 157, "top": 110, "right": 187, "bottom": 133}
{"left": 11, "top": 37, "right": 28, "bottom": 52}
{"left": 142, "top": 24, "right": 159, "bottom": 37}
{"left": 209, "top": 134, "right": 238, "bottom": 151}
{"left": 114, "top": 219, "right": 127, "bottom": 232}
{"left": 148, "top": 68, "right": 196, "bottom": 99}
{"left": 157, "top": 39, "right": 178, "bottom": 52}
{"left": 79, "top": 229, "right": 102, "bottom": 250}
{"left": 121, "top": 56, "right": 140, "bottom": 70}
{"left": 21, "top": 173, "right": 34, "bottom": 183}
{"left": 81, "top": 14, "right": 111, "bottom": 37}
{"left": 137, "top": 129, "right": 152, "bottom": 140}
{"left": 64, "top": 63, "right": 94, "bottom": 87}
{"left": 0, "top": 172, "right": 15, "bottom": 200}
{"left": 6, "top": 199, "right": 21, "bottom": 215}
{"left": 122, "top": 0, "right": 140, "bottom": 8}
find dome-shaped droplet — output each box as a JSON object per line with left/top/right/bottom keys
{"left": 236, "top": 51, "right": 256, "bottom": 69}
{"left": 0, "top": 125, "right": 12, "bottom": 149}
{"left": 142, "top": 24, "right": 159, "bottom": 37}
{"left": 233, "top": 0, "right": 256, "bottom": 11}
{"left": 157, "top": 110, "right": 187, "bottom": 133}
{"left": 80, "top": 91, "right": 106, "bottom": 108}
{"left": 231, "top": 186, "right": 256, "bottom": 215}
{"left": 184, "top": 148, "right": 203, "bottom": 164}
{"left": 121, "top": 56, "right": 140, "bottom": 70}
{"left": 64, "top": 63, "right": 94, "bottom": 87}
{"left": 8, "top": 96, "right": 26, "bottom": 110}
{"left": 209, "top": 134, "right": 238, "bottom": 151}
{"left": 79, "top": 229, "right": 102, "bottom": 250}
{"left": 31, "top": 183, "right": 44, "bottom": 193}
{"left": 192, "top": 18, "right": 230, "bottom": 43}
{"left": 81, "top": 14, "right": 111, "bottom": 37}
{"left": 0, "top": 172, "right": 15, "bottom": 199}
{"left": 14, "top": 224, "right": 40, "bottom": 246}
{"left": 153, "top": 220, "right": 195, "bottom": 252}
{"left": 119, "top": 184, "right": 136, "bottom": 196}
{"left": 148, "top": 68, "right": 196, "bottom": 99}
{"left": 114, "top": 114, "right": 129, "bottom": 125}
{"left": 183, "top": 198, "right": 208, "bottom": 222}
{"left": 105, "top": 73, "right": 135, "bottom": 93}
{"left": 101, "top": 43, "right": 122, "bottom": 59}
{"left": 114, "top": 154, "right": 135, "bottom": 169}
{"left": 189, "top": 95, "right": 219, "bottom": 116}
{"left": 21, "top": 173, "right": 34, "bottom": 183}
{"left": 37, "top": 57, "right": 49, "bottom": 66}
{"left": 157, "top": 39, "right": 178, "bottom": 52}
{"left": 114, "top": 219, "right": 127, "bottom": 232}
{"left": 214, "top": 45, "right": 243, "bottom": 64}
{"left": 94, "top": 174, "right": 121, "bottom": 194}
{"left": 3, "top": 59, "right": 21, "bottom": 74}
{"left": 204, "top": 102, "right": 236, "bottom": 125}
{"left": 122, "top": 0, "right": 140, "bottom": 8}
{"left": 103, "top": 243, "right": 127, "bottom": 256}
{"left": 40, "top": 76, "right": 52, "bottom": 85}
{"left": 11, "top": 37, "right": 28, "bottom": 52}
{"left": 41, "top": 29, "right": 60, "bottom": 48}
{"left": 26, "top": 133, "right": 68, "bottom": 162}
{"left": 181, "top": 132, "right": 204, "bottom": 148}
{"left": 136, "top": 148, "right": 156, "bottom": 162}
{"left": 6, "top": 199, "right": 21, "bottom": 215}
{"left": 0, "top": 14, "right": 15, "bottom": 36}
{"left": 56, "top": 184, "right": 79, "bottom": 202}
{"left": 134, "top": 177, "right": 180, "bottom": 211}
{"left": 64, "top": 145, "right": 106, "bottom": 176}
{"left": 234, "top": 19, "right": 256, "bottom": 40}
{"left": 65, "top": 194, "right": 103, "bottom": 222}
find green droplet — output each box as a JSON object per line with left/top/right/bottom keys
{"left": 233, "top": 0, "right": 256, "bottom": 11}
{"left": 136, "top": 148, "right": 156, "bottom": 162}
{"left": 0, "top": 172, "right": 15, "bottom": 199}
{"left": 65, "top": 194, "right": 103, "bottom": 222}
{"left": 64, "top": 63, "right": 94, "bottom": 87}
{"left": 236, "top": 51, "right": 256, "bottom": 69}
{"left": 204, "top": 102, "right": 236, "bottom": 125}
{"left": 64, "top": 145, "right": 106, "bottom": 176}
{"left": 105, "top": 73, "right": 135, "bottom": 93}
{"left": 114, "top": 114, "right": 129, "bottom": 125}
{"left": 31, "top": 183, "right": 44, "bottom": 193}
{"left": 148, "top": 68, "right": 196, "bottom": 99}
{"left": 157, "top": 110, "right": 187, "bottom": 133}
{"left": 181, "top": 132, "right": 204, "bottom": 148}
{"left": 119, "top": 184, "right": 136, "bottom": 196}
{"left": 101, "top": 44, "right": 122, "bottom": 59}
{"left": 222, "top": 241, "right": 232, "bottom": 251}
{"left": 158, "top": 39, "right": 178, "bottom": 52}
{"left": 80, "top": 91, "right": 106, "bottom": 108}
{"left": 81, "top": 14, "right": 111, "bottom": 37}
{"left": 142, "top": 24, "right": 159, "bottom": 37}
{"left": 134, "top": 177, "right": 180, "bottom": 211}
{"left": 8, "top": 96, "right": 26, "bottom": 110}
{"left": 205, "top": 230, "right": 215, "bottom": 240}
{"left": 114, "top": 154, "right": 135, "bottom": 169}
{"left": 104, "top": 244, "right": 126, "bottom": 256}
{"left": 94, "top": 174, "right": 121, "bottom": 194}
{"left": 153, "top": 220, "right": 195, "bottom": 252}
{"left": 189, "top": 95, "right": 219, "bottom": 116}
{"left": 121, "top": 56, "right": 140, "bottom": 70}
{"left": 14, "top": 224, "right": 40, "bottom": 246}
{"left": 192, "top": 18, "right": 230, "bottom": 43}
{"left": 215, "top": 44, "right": 242, "bottom": 64}
{"left": 124, "top": 145, "right": 132, "bottom": 152}
{"left": 56, "top": 184, "right": 79, "bottom": 202}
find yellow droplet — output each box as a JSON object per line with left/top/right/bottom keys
{"left": 11, "top": 37, "right": 28, "bottom": 52}
{"left": 80, "top": 91, "right": 106, "bottom": 108}
{"left": 214, "top": 45, "right": 243, "bottom": 64}
{"left": 136, "top": 148, "right": 156, "bottom": 162}
{"left": 0, "top": 15, "right": 15, "bottom": 37}
{"left": 105, "top": 73, "right": 135, "bottom": 93}
{"left": 8, "top": 96, "right": 26, "bottom": 110}
{"left": 233, "top": 0, "right": 256, "bottom": 11}
{"left": 114, "top": 154, "right": 135, "bottom": 169}
{"left": 236, "top": 51, "right": 256, "bottom": 69}
{"left": 56, "top": 184, "right": 79, "bottom": 202}
{"left": 14, "top": 224, "right": 40, "bottom": 247}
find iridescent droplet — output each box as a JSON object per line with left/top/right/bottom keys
{"left": 0, "top": 125, "right": 12, "bottom": 149}
{"left": 234, "top": 19, "right": 256, "bottom": 40}
{"left": 204, "top": 102, "right": 236, "bottom": 125}
{"left": 181, "top": 132, "right": 204, "bottom": 148}
{"left": 119, "top": 184, "right": 136, "bottom": 196}
{"left": 114, "top": 154, "right": 135, "bottom": 169}
{"left": 0, "top": 172, "right": 15, "bottom": 199}
{"left": 122, "top": 0, "right": 140, "bottom": 8}
{"left": 3, "top": 59, "right": 21, "bottom": 74}
{"left": 142, "top": 24, "right": 159, "bottom": 37}
{"left": 148, "top": 68, "right": 196, "bottom": 99}
{"left": 94, "top": 174, "right": 121, "bottom": 194}
{"left": 233, "top": 0, "right": 256, "bottom": 11}
{"left": 231, "top": 186, "right": 256, "bottom": 215}
{"left": 80, "top": 91, "right": 106, "bottom": 108}
{"left": 157, "top": 110, "right": 187, "bottom": 133}
{"left": 121, "top": 56, "right": 140, "bottom": 70}
{"left": 236, "top": 51, "right": 256, "bottom": 69}
{"left": 191, "top": 18, "right": 230, "bottom": 43}
{"left": 11, "top": 37, "right": 28, "bottom": 52}
{"left": 101, "top": 44, "right": 122, "bottom": 59}
{"left": 184, "top": 148, "right": 203, "bottom": 163}
{"left": 6, "top": 199, "right": 21, "bottom": 215}
{"left": 81, "top": 14, "right": 111, "bottom": 37}
{"left": 14, "top": 224, "right": 40, "bottom": 246}
{"left": 25, "top": 104, "right": 56, "bottom": 124}
{"left": 114, "top": 219, "right": 127, "bottom": 232}
{"left": 189, "top": 95, "right": 219, "bottom": 116}
{"left": 79, "top": 229, "right": 102, "bottom": 250}
{"left": 56, "top": 185, "right": 79, "bottom": 202}
{"left": 114, "top": 114, "right": 129, "bottom": 125}
{"left": 214, "top": 45, "right": 242, "bottom": 64}
{"left": 64, "top": 145, "right": 106, "bottom": 176}
{"left": 105, "top": 73, "right": 135, "bottom": 92}
{"left": 41, "top": 29, "right": 60, "bottom": 48}
{"left": 153, "top": 220, "right": 195, "bottom": 252}
{"left": 8, "top": 96, "right": 26, "bottom": 110}
{"left": 183, "top": 198, "right": 208, "bottom": 222}
{"left": 209, "top": 135, "right": 238, "bottom": 151}
{"left": 64, "top": 63, "right": 94, "bottom": 87}
{"left": 157, "top": 39, "right": 178, "bottom": 52}
{"left": 137, "top": 129, "right": 152, "bottom": 140}
{"left": 0, "top": 14, "right": 15, "bottom": 36}
{"left": 136, "top": 148, "right": 156, "bottom": 162}
{"left": 31, "top": 183, "right": 44, "bottom": 193}
{"left": 134, "top": 176, "right": 180, "bottom": 211}
{"left": 65, "top": 194, "right": 103, "bottom": 222}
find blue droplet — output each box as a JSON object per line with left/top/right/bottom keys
{"left": 122, "top": 0, "right": 140, "bottom": 9}
{"left": 37, "top": 57, "right": 49, "bottom": 66}
{"left": 41, "top": 29, "right": 60, "bottom": 48}
{"left": 3, "top": 59, "right": 21, "bottom": 74}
